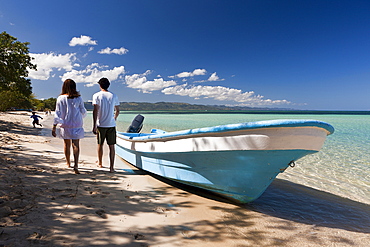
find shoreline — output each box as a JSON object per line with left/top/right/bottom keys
{"left": 88, "top": 109, "right": 370, "bottom": 115}
{"left": 0, "top": 111, "right": 369, "bottom": 246}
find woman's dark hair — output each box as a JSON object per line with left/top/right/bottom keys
{"left": 61, "top": 79, "right": 81, "bottom": 99}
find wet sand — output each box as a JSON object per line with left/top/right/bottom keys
{"left": 0, "top": 111, "right": 369, "bottom": 246}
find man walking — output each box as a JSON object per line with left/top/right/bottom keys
{"left": 92, "top": 78, "right": 120, "bottom": 173}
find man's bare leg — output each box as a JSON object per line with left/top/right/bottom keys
{"left": 97, "top": 143, "right": 103, "bottom": 168}
{"left": 108, "top": 144, "right": 115, "bottom": 173}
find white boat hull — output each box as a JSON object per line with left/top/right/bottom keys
{"left": 116, "top": 119, "right": 334, "bottom": 203}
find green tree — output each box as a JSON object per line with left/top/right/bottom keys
{"left": 0, "top": 90, "right": 32, "bottom": 111}
{"left": 0, "top": 31, "right": 37, "bottom": 111}
{"left": 30, "top": 97, "right": 57, "bottom": 111}
{"left": 43, "top": 97, "right": 57, "bottom": 111}
{"left": 30, "top": 94, "right": 43, "bottom": 110}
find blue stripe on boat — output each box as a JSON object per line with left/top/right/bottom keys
{"left": 118, "top": 119, "right": 334, "bottom": 141}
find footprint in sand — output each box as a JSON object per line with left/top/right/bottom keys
{"left": 180, "top": 226, "right": 196, "bottom": 239}
{"left": 90, "top": 191, "right": 99, "bottom": 198}
{"left": 154, "top": 206, "right": 179, "bottom": 217}
{"left": 181, "top": 230, "right": 196, "bottom": 239}
{"left": 100, "top": 191, "right": 110, "bottom": 198}
{"left": 134, "top": 233, "right": 145, "bottom": 240}
{"left": 95, "top": 209, "right": 107, "bottom": 219}
{"left": 154, "top": 207, "right": 170, "bottom": 214}
{"left": 28, "top": 232, "right": 42, "bottom": 240}
{"left": 84, "top": 186, "right": 91, "bottom": 191}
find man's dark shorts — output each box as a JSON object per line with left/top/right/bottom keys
{"left": 97, "top": 127, "right": 116, "bottom": 145}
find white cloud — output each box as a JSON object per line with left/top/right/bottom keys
{"left": 28, "top": 53, "right": 76, "bottom": 80}
{"left": 69, "top": 35, "right": 97, "bottom": 46}
{"left": 194, "top": 72, "right": 225, "bottom": 83}
{"left": 125, "top": 70, "right": 176, "bottom": 93}
{"left": 169, "top": 69, "right": 224, "bottom": 83}
{"left": 61, "top": 63, "right": 125, "bottom": 85}
{"left": 162, "top": 85, "right": 291, "bottom": 106}
{"left": 86, "top": 63, "right": 108, "bottom": 70}
{"left": 98, "top": 47, "right": 129, "bottom": 55}
{"left": 208, "top": 72, "right": 224, "bottom": 81}
{"left": 170, "top": 69, "right": 207, "bottom": 78}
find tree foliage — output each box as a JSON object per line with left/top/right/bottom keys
{"left": 31, "top": 97, "right": 57, "bottom": 111}
{"left": 0, "top": 31, "right": 37, "bottom": 111}
{"left": 42, "top": 97, "right": 57, "bottom": 110}
{"left": 0, "top": 90, "right": 32, "bottom": 111}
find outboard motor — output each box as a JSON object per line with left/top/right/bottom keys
{"left": 127, "top": 114, "right": 144, "bottom": 133}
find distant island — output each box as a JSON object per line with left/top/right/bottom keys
{"left": 84, "top": 101, "right": 370, "bottom": 115}
{"left": 84, "top": 101, "right": 291, "bottom": 112}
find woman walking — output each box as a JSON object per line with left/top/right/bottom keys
{"left": 52, "top": 79, "right": 87, "bottom": 174}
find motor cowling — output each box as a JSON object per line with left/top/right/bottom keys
{"left": 127, "top": 114, "right": 144, "bottom": 133}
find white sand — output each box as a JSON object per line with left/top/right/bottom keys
{"left": 0, "top": 111, "right": 369, "bottom": 246}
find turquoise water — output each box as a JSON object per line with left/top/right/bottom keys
{"left": 84, "top": 113, "right": 370, "bottom": 205}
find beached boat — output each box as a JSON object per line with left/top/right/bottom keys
{"left": 116, "top": 117, "right": 334, "bottom": 203}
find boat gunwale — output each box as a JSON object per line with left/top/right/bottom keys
{"left": 117, "top": 119, "right": 334, "bottom": 142}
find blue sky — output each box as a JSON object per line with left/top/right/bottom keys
{"left": 1, "top": 0, "right": 369, "bottom": 110}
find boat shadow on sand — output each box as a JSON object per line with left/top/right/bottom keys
{"left": 148, "top": 172, "right": 370, "bottom": 234}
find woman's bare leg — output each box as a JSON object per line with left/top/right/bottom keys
{"left": 72, "top": 139, "right": 80, "bottom": 174}
{"left": 63, "top": 139, "right": 71, "bottom": 168}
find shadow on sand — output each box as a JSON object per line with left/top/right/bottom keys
{"left": 1, "top": 120, "right": 368, "bottom": 246}
{"left": 146, "top": 170, "right": 370, "bottom": 234}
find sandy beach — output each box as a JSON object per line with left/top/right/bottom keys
{"left": 0, "top": 111, "right": 369, "bottom": 247}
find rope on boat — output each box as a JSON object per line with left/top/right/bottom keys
{"left": 280, "top": 160, "right": 296, "bottom": 172}
{"left": 288, "top": 160, "right": 296, "bottom": 167}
